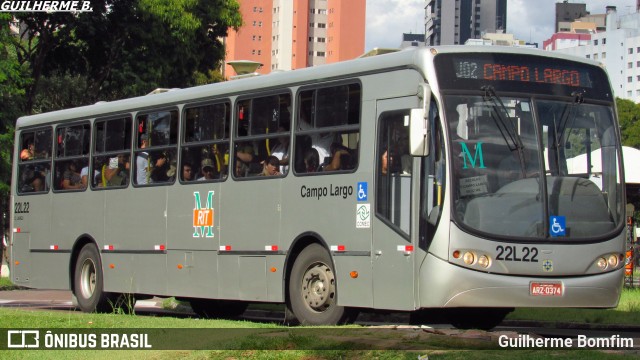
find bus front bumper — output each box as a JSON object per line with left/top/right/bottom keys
{"left": 419, "top": 253, "right": 623, "bottom": 309}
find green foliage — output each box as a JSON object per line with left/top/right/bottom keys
{"left": 3, "top": 0, "right": 243, "bottom": 111}
{"left": 192, "top": 69, "right": 225, "bottom": 86}
{"left": 42, "top": 0, "right": 242, "bottom": 103}
{"left": 32, "top": 72, "right": 89, "bottom": 113}
{"left": 139, "top": 0, "right": 201, "bottom": 38}
{"left": 617, "top": 97, "right": 640, "bottom": 148}
{"left": 0, "top": 126, "right": 13, "bottom": 195}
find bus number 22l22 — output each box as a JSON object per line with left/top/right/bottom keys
{"left": 14, "top": 202, "right": 30, "bottom": 214}
{"left": 496, "top": 245, "right": 539, "bottom": 262}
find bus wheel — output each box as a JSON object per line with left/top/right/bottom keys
{"left": 288, "top": 243, "right": 356, "bottom": 325}
{"left": 190, "top": 299, "right": 248, "bottom": 319}
{"left": 74, "top": 244, "right": 114, "bottom": 313}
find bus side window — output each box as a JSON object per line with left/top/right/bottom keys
{"left": 294, "top": 83, "right": 361, "bottom": 175}
{"left": 54, "top": 123, "right": 91, "bottom": 192}
{"left": 376, "top": 110, "right": 411, "bottom": 235}
{"left": 134, "top": 110, "right": 179, "bottom": 186}
{"left": 93, "top": 116, "right": 132, "bottom": 189}
{"left": 17, "top": 128, "right": 53, "bottom": 194}
{"left": 181, "top": 102, "right": 231, "bottom": 183}
{"left": 233, "top": 93, "right": 291, "bottom": 179}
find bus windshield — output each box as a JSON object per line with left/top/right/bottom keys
{"left": 446, "top": 95, "right": 623, "bottom": 241}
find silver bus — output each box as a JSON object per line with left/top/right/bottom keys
{"left": 10, "top": 46, "right": 625, "bottom": 329}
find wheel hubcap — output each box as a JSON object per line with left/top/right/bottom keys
{"left": 80, "top": 258, "right": 96, "bottom": 299}
{"left": 301, "top": 262, "right": 335, "bottom": 312}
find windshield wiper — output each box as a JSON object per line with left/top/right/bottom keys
{"left": 481, "top": 85, "right": 526, "bottom": 175}
{"left": 557, "top": 90, "right": 584, "bottom": 142}
{"left": 553, "top": 90, "right": 584, "bottom": 169}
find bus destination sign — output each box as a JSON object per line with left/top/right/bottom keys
{"left": 433, "top": 53, "right": 612, "bottom": 99}
{"left": 454, "top": 59, "right": 585, "bottom": 87}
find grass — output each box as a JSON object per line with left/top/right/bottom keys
{"left": 1, "top": 277, "right": 639, "bottom": 358}
{"left": 0, "top": 276, "right": 23, "bottom": 291}
{"left": 0, "top": 307, "right": 632, "bottom": 359}
{"left": 507, "top": 287, "right": 640, "bottom": 326}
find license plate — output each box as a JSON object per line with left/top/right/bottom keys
{"left": 530, "top": 282, "right": 563, "bottom": 296}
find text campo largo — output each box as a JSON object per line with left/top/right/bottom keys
{"left": 484, "top": 64, "right": 581, "bottom": 87}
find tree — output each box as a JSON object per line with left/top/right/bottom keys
{"left": 8, "top": 11, "right": 76, "bottom": 114}
{"left": 0, "top": 0, "right": 243, "bottom": 238}
{"left": 7, "top": 0, "right": 242, "bottom": 110}
{"left": 0, "top": 14, "right": 30, "bottom": 228}
{"left": 617, "top": 97, "right": 640, "bottom": 149}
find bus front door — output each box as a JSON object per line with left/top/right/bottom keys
{"left": 372, "top": 97, "right": 419, "bottom": 310}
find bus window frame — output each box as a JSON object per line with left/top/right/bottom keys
{"left": 232, "top": 90, "right": 292, "bottom": 181}
{"left": 292, "top": 80, "right": 362, "bottom": 177}
{"left": 181, "top": 99, "right": 232, "bottom": 184}
{"left": 91, "top": 115, "right": 133, "bottom": 190}
{"left": 16, "top": 126, "right": 53, "bottom": 195}
{"left": 133, "top": 107, "right": 180, "bottom": 187}
{"left": 375, "top": 109, "right": 412, "bottom": 240}
{"left": 52, "top": 121, "right": 91, "bottom": 193}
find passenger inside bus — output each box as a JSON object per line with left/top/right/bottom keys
{"left": 61, "top": 161, "right": 85, "bottom": 190}
{"left": 182, "top": 163, "right": 194, "bottom": 182}
{"left": 234, "top": 141, "right": 254, "bottom": 177}
{"left": 20, "top": 139, "right": 35, "bottom": 160}
{"left": 136, "top": 134, "right": 167, "bottom": 184}
{"left": 270, "top": 126, "right": 290, "bottom": 173}
{"left": 322, "top": 143, "right": 352, "bottom": 171}
{"left": 100, "top": 154, "right": 129, "bottom": 187}
{"left": 259, "top": 156, "right": 282, "bottom": 176}
{"left": 198, "top": 158, "right": 217, "bottom": 181}
{"left": 303, "top": 148, "right": 320, "bottom": 173}
{"left": 234, "top": 158, "right": 250, "bottom": 178}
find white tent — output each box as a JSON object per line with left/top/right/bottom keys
{"left": 622, "top": 146, "right": 640, "bottom": 184}
{"left": 566, "top": 146, "right": 640, "bottom": 184}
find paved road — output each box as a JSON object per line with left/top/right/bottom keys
{"left": 0, "top": 289, "right": 170, "bottom": 314}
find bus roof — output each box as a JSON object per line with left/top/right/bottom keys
{"left": 16, "top": 46, "right": 602, "bottom": 129}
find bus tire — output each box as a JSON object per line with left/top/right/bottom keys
{"left": 288, "top": 243, "right": 356, "bottom": 325}
{"left": 73, "top": 244, "right": 114, "bottom": 313}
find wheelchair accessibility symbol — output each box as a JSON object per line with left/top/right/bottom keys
{"left": 549, "top": 216, "right": 566, "bottom": 237}
{"left": 357, "top": 182, "right": 368, "bottom": 202}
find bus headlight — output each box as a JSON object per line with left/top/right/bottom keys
{"left": 478, "top": 255, "right": 491, "bottom": 268}
{"left": 463, "top": 252, "right": 475, "bottom": 265}
{"left": 607, "top": 254, "right": 619, "bottom": 268}
{"left": 596, "top": 257, "right": 608, "bottom": 271}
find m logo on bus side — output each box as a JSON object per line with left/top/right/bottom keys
{"left": 193, "top": 191, "right": 215, "bottom": 238}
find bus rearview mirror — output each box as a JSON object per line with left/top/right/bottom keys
{"left": 410, "top": 108, "right": 429, "bottom": 156}
{"left": 410, "top": 84, "right": 431, "bottom": 157}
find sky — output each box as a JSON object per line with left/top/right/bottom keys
{"left": 365, "top": 0, "right": 639, "bottom": 51}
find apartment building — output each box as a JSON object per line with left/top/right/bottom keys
{"left": 425, "top": 0, "right": 507, "bottom": 45}
{"left": 225, "top": 0, "right": 365, "bottom": 76}
{"left": 548, "top": 6, "right": 640, "bottom": 102}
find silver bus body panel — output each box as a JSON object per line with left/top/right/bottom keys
{"left": 449, "top": 223, "right": 626, "bottom": 276}
{"left": 419, "top": 252, "right": 623, "bottom": 308}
